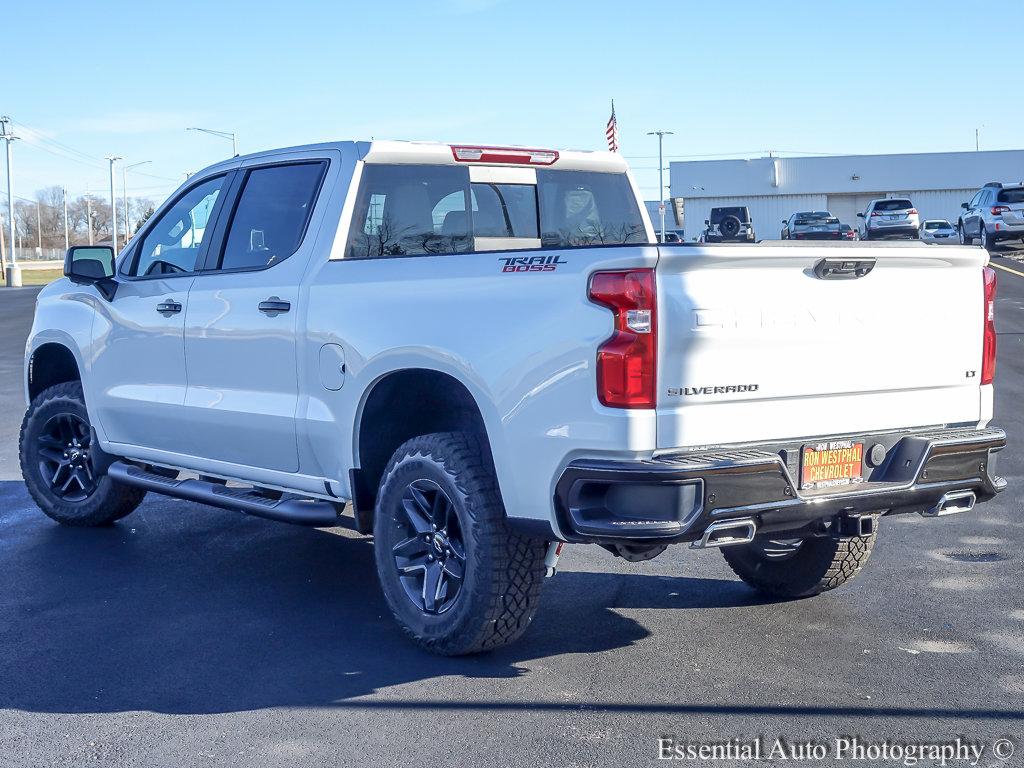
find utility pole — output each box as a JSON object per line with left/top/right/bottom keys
{"left": 122, "top": 160, "right": 151, "bottom": 242}
{"left": 86, "top": 185, "right": 94, "bottom": 246}
{"left": 646, "top": 130, "right": 674, "bottom": 243}
{"left": 1, "top": 116, "right": 21, "bottom": 286}
{"left": 106, "top": 156, "right": 121, "bottom": 255}
{"left": 0, "top": 213, "right": 6, "bottom": 274}
{"left": 62, "top": 186, "right": 69, "bottom": 251}
{"left": 186, "top": 126, "right": 237, "bottom": 157}
{"left": 35, "top": 199, "right": 42, "bottom": 254}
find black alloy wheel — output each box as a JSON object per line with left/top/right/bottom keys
{"left": 36, "top": 412, "right": 96, "bottom": 502}
{"left": 392, "top": 479, "right": 467, "bottom": 615}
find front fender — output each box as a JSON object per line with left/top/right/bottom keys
{"left": 24, "top": 286, "right": 98, "bottom": 421}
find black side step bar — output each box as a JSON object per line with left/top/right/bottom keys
{"left": 108, "top": 461, "right": 344, "bottom": 527}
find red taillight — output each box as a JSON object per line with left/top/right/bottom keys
{"left": 870, "top": 211, "right": 882, "bottom": 216}
{"left": 991, "top": 205, "right": 1010, "bottom": 216}
{"left": 450, "top": 145, "right": 559, "bottom": 165}
{"left": 907, "top": 208, "right": 918, "bottom": 215}
{"left": 982, "top": 266, "right": 997, "bottom": 384}
{"left": 589, "top": 269, "right": 657, "bottom": 408}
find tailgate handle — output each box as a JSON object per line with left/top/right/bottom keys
{"left": 813, "top": 258, "right": 875, "bottom": 280}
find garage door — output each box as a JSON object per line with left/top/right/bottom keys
{"left": 827, "top": 193, "right": 885, "bottom": 229}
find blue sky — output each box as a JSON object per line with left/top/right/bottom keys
{"left": 3, "top": 0, "right": 1022, "bottom": 203}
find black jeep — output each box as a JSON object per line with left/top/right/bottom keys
{"left": 702, "top": 206, "right": 755, "bottom": 243}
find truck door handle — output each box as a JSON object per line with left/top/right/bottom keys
{"left": 156, "top": 300, "right": 182, "bottom": 314}
{"left": 258, "top": 297, "right": 291, "bottom": 315}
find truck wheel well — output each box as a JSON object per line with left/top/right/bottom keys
{"left": 355, "top": 369, "right": 492, "bottom": 528}
{"left": 28, "top": 344, "right": 81, "bottom": 401}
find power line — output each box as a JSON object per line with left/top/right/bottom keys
{"left": 10, "top": 118, "right": 184, "bottom": 184}
{"left": 12, "top": 120, "right": 107, "bottom": 167}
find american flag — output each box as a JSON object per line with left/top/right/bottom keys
{"left": 605, "top": 100, "right": 619, "bottom": 152}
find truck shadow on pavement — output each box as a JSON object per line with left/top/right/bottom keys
{"left": 0, "top": 482, "right": 759, "bottom": 716}
{"left": 3, "top": 482, "right": 1022, "bottom": 723}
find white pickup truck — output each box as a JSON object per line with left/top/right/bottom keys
{"left": 20, "top": 140, "right": 1005, "bottom": 655}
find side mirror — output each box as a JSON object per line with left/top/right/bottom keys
{"left": 704, "top": 219, "right": 710, "bottom": 226}
{"left": 961, "top": 202, "right": 969, "bottom": 209}
{"left": 856, "top": 212, "right": 864, "bottom": 218}
{"left": 64, "top": 246, "right": 117, "bottom": 299}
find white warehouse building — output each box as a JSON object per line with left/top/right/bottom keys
{"left": 668, "top": 149, "right": 1024, "bottom": 240}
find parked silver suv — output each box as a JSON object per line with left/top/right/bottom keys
{"left": 857, "top": 198, "right": 920, "bottom": 240}
{"left": 958, "top": 182, "right": 1024, "bottom": 250}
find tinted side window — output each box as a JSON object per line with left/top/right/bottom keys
{"left": 537, "top": 170, "right": 646, "bottom": 247}
{"left": 219, "top": 162, "right": 325, "bottom": 271}
{"left": 347, "top": 165, "right": 471, "bottom": 258}
{"left": 133, "top": 176, "right": 225, "bottom": 277}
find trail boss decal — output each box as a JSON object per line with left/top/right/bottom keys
{"left": 668, "top": 384, "right": 760, "bottom": 396}
{"left": 499, "top": 255, "right": 567, "bottom": 273}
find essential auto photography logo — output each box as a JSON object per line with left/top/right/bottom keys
{"left": 655, "top": 736, "right": 1015, "bottom": 765}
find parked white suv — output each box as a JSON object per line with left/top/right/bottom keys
{"left": 958, "top": 182, "right": 1024, "bottom": 250}
{"left": 20, "top": 140, "right": 1006, "bottom": 655}
{"left": 857, "top": 198, "right": 920, "bottom": 240}
{"left": 920, "top": 219, "right": 958, "bottom": 244}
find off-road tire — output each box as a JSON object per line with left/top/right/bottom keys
{"left": 19, "top": 382, "right": 145, "bottom": 526}
{"left": 373, "top": 431, "right": 547, "bottom": 655}
{"left": 722, "top": 521, "right": 879, "bottom": 599}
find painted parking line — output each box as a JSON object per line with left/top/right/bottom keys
{"left": 991, "top": 261, "right": 1024, "bottom": 279}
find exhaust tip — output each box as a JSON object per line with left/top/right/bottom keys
{"left": 691, "top": 518, "right": 757, "bottom": 550}
{"left": 922, "top": 490, "right": 976, "bottom": 518}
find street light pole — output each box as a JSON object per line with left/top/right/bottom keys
{"left": 106, "top": 156, "right": 122, "bottom": 256}
{"left": 35, "top": 199, "right": 41, "bottom": 253}
{"left": 186, "top": 127, "right": 237, "bottom": 157}
{"left": 1, "top": 116, "right": 21, "bottom": 286}
{"left": 646, "top": 130, "right": 674, "bottom": 243}
{"left": 122, "top": 160, "right": 151, "bottom": 242}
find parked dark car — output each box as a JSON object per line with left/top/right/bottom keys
{"left": 840, "top": 223, "right": 856, "bottom": 240}
{"left": 702, "top": 206, "right": 755, "bottom": 243}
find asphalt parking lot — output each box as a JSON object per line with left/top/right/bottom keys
{"left": 1, "top": 259, "right": 1022, "bottom": 768}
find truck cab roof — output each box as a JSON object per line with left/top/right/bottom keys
{"left": 200, "top": 139, "right": 629, "bottom": 175}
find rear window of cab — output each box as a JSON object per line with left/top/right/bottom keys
{"left": 345, "top": 164, "right": 647, "bottom": 258}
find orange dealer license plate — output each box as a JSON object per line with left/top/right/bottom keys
{"left": 800, "top": 440, "right": 864, "bottom": 490}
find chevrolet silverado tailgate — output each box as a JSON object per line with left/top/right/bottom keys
{"left": 655, "top": 243, "right": 989, "bottom": 450}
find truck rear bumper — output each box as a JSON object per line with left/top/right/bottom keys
{"left": 552, "top": 426, "right": 1006, "bottom": 545}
